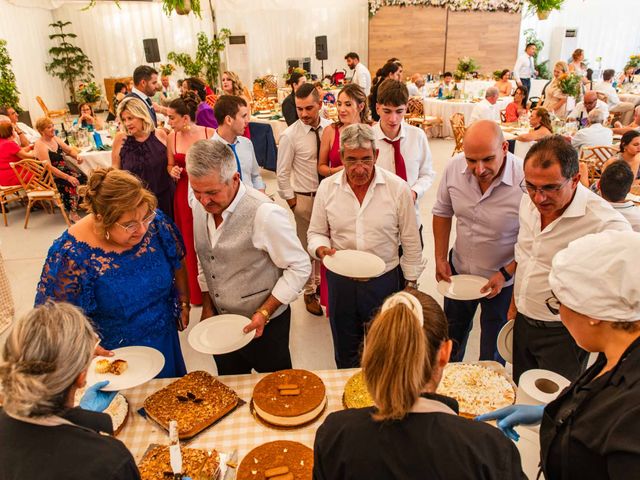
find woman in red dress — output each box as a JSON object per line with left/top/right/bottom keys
{"left": 166, "top": 93, "right": 213, "bottom": 305}
{"left": 0, "top": 121, "right": 36, "bottom": 186}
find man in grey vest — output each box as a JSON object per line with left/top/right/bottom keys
{"left": 187, "top": 140, "right": 311, "bottom": 375}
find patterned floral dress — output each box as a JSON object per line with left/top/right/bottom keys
{"left": 47, "top": 143, "right": 87, "bottom": 213}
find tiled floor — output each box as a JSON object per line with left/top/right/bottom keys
{"left": 1, "top": 137, "right": 482, "bottom": 372}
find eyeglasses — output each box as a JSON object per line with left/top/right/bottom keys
{"left": 520, "top": 177, "right": 571, "bottom": 195}
{"left": 343, "top": 159, "right": 374, "bottom": 165}
{"left": 115, "top": 211, "right": 156, "bottom": 235}
{"left": 545, "top": 291, "right": 561, "bottom": 316}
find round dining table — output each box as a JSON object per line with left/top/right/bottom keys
{"left": 423, "top": 97, "right": 512, "bottom": 138}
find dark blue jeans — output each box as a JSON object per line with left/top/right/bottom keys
{"left": 521, "top": 77, "right": 531, "bottom": 94}
{"left": 444, "top": 254, "right": 511, "bottom": 363}
{"left": 326, "top": 268, "right": 401, "bottom": 369}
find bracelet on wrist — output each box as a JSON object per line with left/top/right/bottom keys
{"left": 180, "top": 301, "right": 191, "bottom": 310}
{"left": 256, "top": 308, "right": 271, "bottom": 324}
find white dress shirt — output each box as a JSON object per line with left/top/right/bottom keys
{"left": 372, "top": 122, "right": 436, "bottom": 225}
{"left": 611, "top": 201, "right": 640, "bottom": 232}
{"left": 513, "top": 53, "right": 535, "bottom": 82}
{"left": 16, "top": 122, "right": 40, "bottom": 144}
{"left": 307, "top": 167, "right": 424, "bottom": 280}
{"left": 571, "top": 123, "right": 613, "bottom": 151}
{"left": 594, "top": 81, "right": 620, "bottom": 108}
{"left": 277, "top": 117, "right": 332, "bottom": 199}
{"left": 567, "top": 100, "right": 609, "bottom": 120}
{"left": 469, "top": 99, "right": 500, "bottom": 124}
{"left": 514, "top": 184, "right": 631, "bottom": 322}
{"left": 196, "top": 183, "right": 311, "bottom": 317}
{"left": 432, "top": 152, "right": 524, "bottom": 284}
{"left": 352, "top": 62, "right": 372, "bottom": 96}
{"left": 211, "top": 131, "right": 265, "bottom": 190}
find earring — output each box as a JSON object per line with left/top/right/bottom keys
{"left": 589, "top": 321, "right": 596, "bottom": 326}
{"left": 105, "top": 231, "right": 110, "bottom": 240}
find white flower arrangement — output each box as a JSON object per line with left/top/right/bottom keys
{"left": 369, "top": 0, "right": 524, "bottom": 16}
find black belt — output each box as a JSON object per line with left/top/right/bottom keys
{"left": 295, "top": 191, "right": 316, "bottom": 197}
{"left": 521, "top": 314, "right": 565, "bottom": 329}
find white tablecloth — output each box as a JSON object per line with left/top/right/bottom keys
{"left": 421, "top": 79, "right": 547, "bottom": 100}
{"left": 423, "top": 97, "right": 512, "bottom": 138}
{"left": 501, "top": 127, "right": 536, "bottom": 159}
{"left": 71, "top": 149, "right": 111, "bottom": 176}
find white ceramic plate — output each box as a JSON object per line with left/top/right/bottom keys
{"left": 188, "top": 314, "right": 255, "bottom": 355}
{"left": 86, "top": 346, "right": 165, "bottom": 391}
{"left": 437, "top": 274, "right": 490, "bottom": 300}
{"left": 322, "top": 249, "right": 386, "bottom": 279}
{"left": 497, "top": 319, "right": 515, "bottom": 364}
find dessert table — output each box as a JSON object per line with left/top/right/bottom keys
{"left": 117, "top": 367, "right": 542, "bottom": 479}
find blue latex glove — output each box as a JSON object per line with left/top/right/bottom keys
{"left": 475, "top": 404, "right": 545, "bottom": 442}
{"left": 79, "top": 381, "right": 118, "bottom": 412}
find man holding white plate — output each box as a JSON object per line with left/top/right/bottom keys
{"left": 432, "top": 120, "right": 524, "bottom": 363}
{"left": 308, "top": 124, "right": 424, "bottom": 369}
{"left": 187, "top": 140, "right": 311, "bottom": 375}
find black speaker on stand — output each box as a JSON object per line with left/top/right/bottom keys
{"left": 315, "top": 35, "right": 328, "bottom": 79}
{"left": 143, "top": 38, "right": 160, "bottom": 65}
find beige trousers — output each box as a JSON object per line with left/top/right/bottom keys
{"left": 293, "top": 193, "right": 320, "bottom": 295}
{"left": 611, "top": 102, "right": 635, "bottom": 125}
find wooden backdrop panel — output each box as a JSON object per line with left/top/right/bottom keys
{"left": 444, "top": 10, "right": 520, "bottom": 74}
{"left": 368, "top": 6, "right": 447, "bottom": 77}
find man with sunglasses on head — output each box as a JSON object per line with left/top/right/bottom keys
{"left": 510, "top": 136, "right": 631, "bottom": 383}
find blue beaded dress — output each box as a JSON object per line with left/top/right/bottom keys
{"left": 35, "top": 210, "right": 187, "bottom": 378}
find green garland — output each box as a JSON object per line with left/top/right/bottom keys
{"left": 368, "top": 0, "right": 524, "bottom": 16}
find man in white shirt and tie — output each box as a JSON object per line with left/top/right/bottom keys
{"left": 513, "top": 43, "right": 537, "bottom": 93}
{"left": 212, "top": 95, "right": 265, "bottom": 191}
{"left": 372, "top": 79, "right": 436, "bottom": 243}
{"left": 571, "top": 108, "right": 613, "bottom": 152}
{"left": 469, "top": 87, "right": 501, "bottom": 124}
{"left": 345, "top": 52, "right": 372, "bottom": 96}
{"left": 308, "top": 124, "right": 424, "bottom": 368}
{"left": 277, "top": 83, "right": 332, "bottom": 316}
{"left": 509, "top": 136, "right": 631, "bottom": 383}
{"left": 188, "top": 140, "right": 311, "bottom": 375}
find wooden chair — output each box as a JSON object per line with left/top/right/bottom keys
{"left": 450, "top": 112, "right": 466, "bottom": 155}
{"left": 0, "top": 184, "right": 24, "bottom": 226}
{"left": 9, "top": 159, "right": 71, "bottom": 228}
{"left": 579, "top": 145, "right": 619, "bottom": 184}
{"left": 35, "top": 96, "right": 68, "bottom": 120}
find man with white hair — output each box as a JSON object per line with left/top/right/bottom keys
{"left": 469, "top": 87, "right": 501, "bottom": 123}
{"left": 407, "top": 73, "right": 426, "bottom": 96}
{"left": 187, "top": 140, "right": 311, "bottom": 375}
{"left": 571, "top": 108, "right": 613, "bottom": 151}
{"left": 307, "top": 123, "right": 424, "bottom": 368}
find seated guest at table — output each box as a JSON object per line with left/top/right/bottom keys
{"left": 571, "top": 108, "right": 613, "bottom": 152}
{"left": 567, "top": 90, "right": 609, "bottom": 127}
{"left": 514, "top": 107, "right": 553, "bottom": 142}
{"left": 112, "top": 97, "right": 174, "bottom": 218}
{"left": 308, "top": 124, "right": 424, "bottom": 368}
{"left": 0, "top": 104, "right": 39, "bottom": 145}
{"left": 612, "top": 105, "right": 640, "bottom": 134}
{"left": 221, "top": 70, "right": 252, "bottom": 105}
{"left": 314, "top": 289, "right": 525, "bottom": 479}
{"left": 369, "top": 62, "right": 402, "bottom": 122}
{"left": 541, "top": 61, "right": 569, "bottom": 118}
{"left": 505, "top": 85, "right": 529, "bottom": 123}
{"left": 35, "top": 168, "right": 189, "bottom": 377}
{"left": 618, "top": 64, "right": 636, "bottom": 85}
{"left": 160, "top": 75, "right": 179, "bottom": 103}
{"left": 0, "top": 121, "right": 37, "bottom": 186}
{"left": 0, "top": 301, "right": 140, "bottom": 480}
{"left": 345, "top": 52, "right": 372, "bottom": 96}
{"left": 183, "top": 77, "right": 217, "bottom": 129}
{"left": 74, "top": 102, "right": 104, "bottom": 130}
{"left": 282, "top": 71, "right": 307, "bottom": 126}
{"left": 595, "top": 69, "right": 635, "bottom": 124}
{"left": 599, "top": 160, "right": 640, "bottom": 231}
{"left": 479, "top": 230, "right": 640, "bottom": 479}
{"left": 212, "top": 95, "right": 265, "bottom": 191}
{"left": 126, "top": 65, "right": 159, "bottom": 127}
{"left": 318, "top": 83, "right": 370, "bottom": 178}
{"left": 187, "top": 140, "right": 310, "bottom": 374}
{"left": 509, "top": 136, "right": 631, "bottom": 383}
{"left": 430, "top": 71, "right": 456, "bottom": 98}
{"left": 107, "top": 82, "right": 128, "bottom": 122}
{"left": 166, "top": 92, "right": 212, "bottom": 306}
{"left": 34, "top": 117, "right": 86, "bottom": 223}
{"left": 407, "top": 73, "right": 426, "bottom": 97}
{"left": 494, "top": 69, "right": 513, "bottom": 97}
{"left": 469, "top": 87, "right": 500, "bottom": 124}
{"left": 599, "top": 130, "right": 640, "bottom": 182}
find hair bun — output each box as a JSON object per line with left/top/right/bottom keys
{"left": 80, "top": 167, "right": 114, "bottom": 213}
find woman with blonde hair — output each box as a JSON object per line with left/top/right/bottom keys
{"left": 541, "top": 61, "right": 570, "bottom": 118}
{"left": 515, "top": 107, "right": 553, "bottom": 142}
{"left": 0, "top": 301, "right": 139, "bottom": 479}
{"left": 35, "top": 168, "right": 189, "bottom": 377}
{"left": 314, "top": 289, "right": 524, "bottom": 479}
{"left": 112, "top": 96, "right": 174, "bottom": 218}
{"left": 221, "top": 70, "right": 251, "bottom": 104}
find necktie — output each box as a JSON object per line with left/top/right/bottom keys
{"left": 145, "top": 97, "right": 158, "bottom": 126}
{"left": 382, "top": 138, "right": 407, "bottom": 181}
{"left": 529, "top": 56, "right": 535, "bottom": 78}
{"left": 229, "top": 143, "right": 243, "bottom": 180}
{"left": 312, "top": 126, "right": 321, "bottom": 159}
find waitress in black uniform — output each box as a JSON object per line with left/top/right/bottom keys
{"left": 478, "top": 230, "right": 640, "bottom": 479}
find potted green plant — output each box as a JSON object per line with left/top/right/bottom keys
{"left": 168, "top": 29, "right": 231, "bottom": 88}
{"left": 45, "top": 21, "right": 94, "bottom": 114}
{"left": 76, "top": 81, "right": 102, "bottom": 105}
{"left": 527, "top": 0, "right": 564, "bottom": 20}
{"left": 0, "top": 39, "right": 22, "bottom": 112}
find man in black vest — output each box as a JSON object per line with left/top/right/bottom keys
{"left": 126, "top": 65, "right": 159, "bottom": 126}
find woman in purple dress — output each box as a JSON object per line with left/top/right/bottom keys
{"left": 112, "top": 97, "right": 175, "bottom": 218}
{"left": 183, "top": 77, "right": 218, "bottom": 129}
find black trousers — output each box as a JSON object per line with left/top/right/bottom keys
{"left": 512, "top": 312, "right": 588, "bottom": 384}
{"left": 327, "top": 268, "right": 401, "bottom": 369}
{"left": 213, "top": 306, "right": 292, "bottom": 375}
{"left": 444, "top": 256, "right": 512, "bottom": 363}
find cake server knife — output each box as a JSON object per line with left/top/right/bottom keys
{"left": 223, "top": 449, "right": 238, "bottom": 480}
{"left": 169, "top": 420, "right": 183, "bottom": 477}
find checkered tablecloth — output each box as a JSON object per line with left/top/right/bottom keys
{"left": 118, "top": 368, "right": 357, "bottom": 462}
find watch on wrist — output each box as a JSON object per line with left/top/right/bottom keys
{"left": 499, "top": 267, "right": 512, "bottom": 281}
{"left": 256, "top": 308, "right": 271, "bottom": 324}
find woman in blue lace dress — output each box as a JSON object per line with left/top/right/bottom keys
{"left": 35, "top": 168, "right": 189, "bottom": 378}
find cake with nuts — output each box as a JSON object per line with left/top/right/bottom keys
{"left": 252, "top": 369, "right": 326, "bottom": 427}
{"left": 143, "top": 370, "right": 239, "bottom": 439}
{"left": 138, "top": 445, "right": 220, "bottom": 480}
{"left": 237, "top": 440, "right": 313, "bottom": 480}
